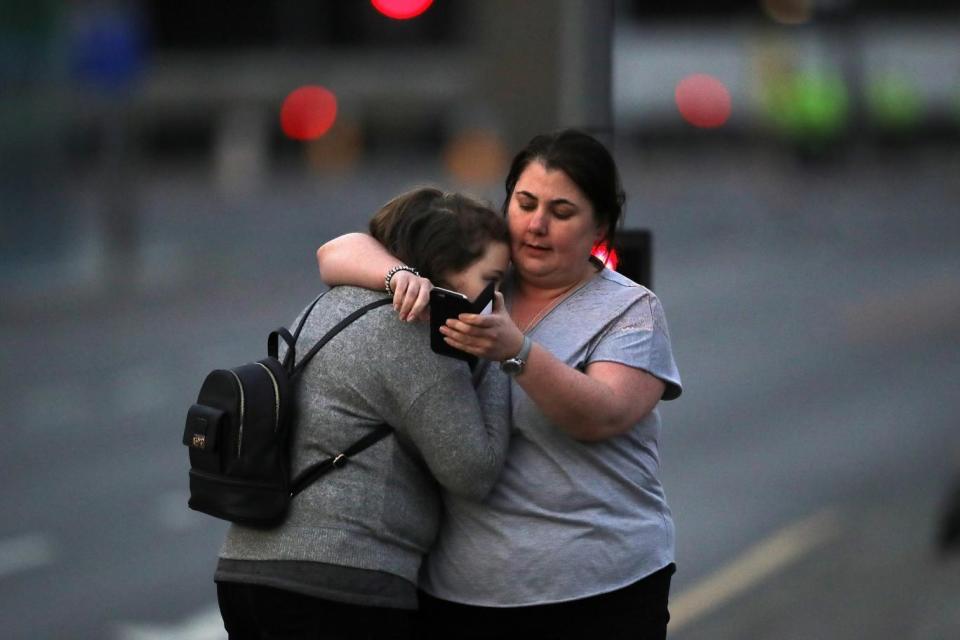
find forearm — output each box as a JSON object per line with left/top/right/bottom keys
{"left": 438, "top": 301, "right": 663, "bottom": 441}
{"left": 316, "top": 233, "right": 397, "bottom": 290}
{"left": 317, "top": 233, "right": 432, "bottom": 321}
{"left": 515, "top": 345, "right": 634, "bottom": 441}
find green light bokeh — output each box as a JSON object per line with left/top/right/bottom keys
{"left": 764, "top": 68, "right": 850, "bottom": 143}
{"left": 865, "top": 74, "right": 924, "bottom": 131}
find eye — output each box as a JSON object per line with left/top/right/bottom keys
{"left": 515, "top": 195, "right": 536, "bottom": 211}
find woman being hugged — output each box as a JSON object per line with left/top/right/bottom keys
{"left": 215, "top": 188, "right": 511, "bottom": 639}
{"left": 317, "top": 130, "right": 683, "bottom": 639}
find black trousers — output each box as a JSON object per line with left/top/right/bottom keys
{"left": 418, "top": 563, "right": 676, "bottom": 640}
{"left": 216, "top": 581, "right": 416, "bottom": 640}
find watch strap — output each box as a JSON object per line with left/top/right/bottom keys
{"left": 514, "top": 335, "right": 533, "bottom": 363}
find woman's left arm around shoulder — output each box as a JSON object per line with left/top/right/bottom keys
{"left": 441, "top": 293, "right": 666, "bottom": 442}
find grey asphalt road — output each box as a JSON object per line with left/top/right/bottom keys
{"left": 1, "top": 145, "right": 958, "bottom": 639}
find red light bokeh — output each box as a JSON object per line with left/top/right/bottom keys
{"left": 280, "top": 86, "right": 338, "bottom": 141}
{"left": 675, "top": 74, "right": 732, "bottom": 129}
{"left": 370, "top": 0, "right": 434, "bottom": 20}
{"left": 592, "top": 244, "right": 619, "bottom": 271}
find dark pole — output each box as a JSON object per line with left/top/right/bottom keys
{"left": 472, "top": 0, "right": 613, "bottom": 148}
{"left": 557, "top": 0, "right": 614, "bottom": 147}
{"left": 614, "top": 230, "right": 653, "bottom": 290}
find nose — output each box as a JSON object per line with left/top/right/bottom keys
{"left": 527, "top": 207, "right": 548, "bottom": 235}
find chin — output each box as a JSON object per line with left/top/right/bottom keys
{"left": 516, "top": 264, "right": 554, "bottom": 281}
{"left": 515, "top": 256, "right": 546, "bottom": 272}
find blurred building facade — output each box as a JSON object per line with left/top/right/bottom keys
{"left": 120, "top": 0, "right": 960, "bottom": 162}
{"left": 2, "top": 0, "right": 959, "bottom": 289}
{"left": 8, "top": 1, "right": 957, "bottom": 171}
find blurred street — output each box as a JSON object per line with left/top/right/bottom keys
{"left": 1, "top": 144, "right": 958, "bottom": 638}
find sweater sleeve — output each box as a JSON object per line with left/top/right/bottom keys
{"left": 393, "top": 361, "right": 511, "bottom": 501}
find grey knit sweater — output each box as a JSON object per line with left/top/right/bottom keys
{"left": 216, "top": 286, "right": 510, "bottom": 602}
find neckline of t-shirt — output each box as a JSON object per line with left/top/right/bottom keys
{"left": 516, "top": 268, "right": 603, "bottom": 336}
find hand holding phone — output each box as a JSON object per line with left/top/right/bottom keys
{"left": 429, "top": 280, "right": 497, "bottom": 363}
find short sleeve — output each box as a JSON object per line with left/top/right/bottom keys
{"left": 587, "top": 293, "right": 683, "bottom": 400}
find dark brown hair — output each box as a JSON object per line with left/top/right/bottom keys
{"left": 369, "top": 188, "right": 509, "bottom": 287}
{"left": 503, "top": 129, "right": 626, "bottom": 254}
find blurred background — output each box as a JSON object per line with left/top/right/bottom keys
{"left": 2, "top": 0, "right": 959, "bottom": 638}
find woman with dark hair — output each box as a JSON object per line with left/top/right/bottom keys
{"left": 214, "top": 188, "right": 511, "bottom": 639}
{"left": 316, "top": 129, "right": 683, "bottom": 639}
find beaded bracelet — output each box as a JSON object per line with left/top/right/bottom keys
{"left": 384, "top": 265, "right": 420, "bottom": 294}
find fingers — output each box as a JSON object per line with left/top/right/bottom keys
{"left": 391, "top": 272, "right": 433, "bottom": 322}
{"left": 492, "top": 291, "right": 505, "bottom": 312}
{"left": 439, "top": 318, "right": 499, "bottom": 358}
{"left": 442, "top": 309, "right": 525, "bottom": 361}
{"left": 451, "top": 313, "right": 494, "bottom": 328}
{"left": 391, "top": 273, "right": 412, "bottom": 309}
{"left": 439, "top": 319, "right": 478, "bottom": 340}
{"left": 411, "top": 283, "right": 431, "bottom": 321}
{"left": 439, "top": 325, "right": 486, "bottom": 357}
{"left": 443, "top": 337, "right": 482, "bottom": 357}
{"left": 397, "top": 282, "right": 417, "bottom": 320}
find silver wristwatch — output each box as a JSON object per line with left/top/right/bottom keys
{"left": 500, "top": 336, "right": 533, "bottom": 376}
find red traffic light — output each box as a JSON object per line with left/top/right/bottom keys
{"left": 371, "top": 0, "right": 434, "bottom": 20}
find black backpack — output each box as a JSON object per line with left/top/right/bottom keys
{"left": 182, "top": 293, "right": 393, "bottom": 528}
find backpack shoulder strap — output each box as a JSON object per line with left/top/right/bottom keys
{"left": 292, "top": 291, "right": 328, "bottom": 340}
{"left": 269, "top": 291, "right": 328, "bottom": 368}
{"left": 289, "top": 423, "right": 393, "bottom": 497}
{"left": 291, "top": 297, "right": 392, "bottom": 377}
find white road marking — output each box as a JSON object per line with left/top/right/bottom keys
{"left": 115, "top": 604, "right": 225, "bottom": 640}
{"left": 0, "top": 533, "right": 57, "bottom": 580}
{"left": 670, "top": 507, "right": 842, "bottom": 634}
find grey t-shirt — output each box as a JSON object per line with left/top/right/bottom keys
{"left": 420, "top": 268, "right": 682, "bottom": 606}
